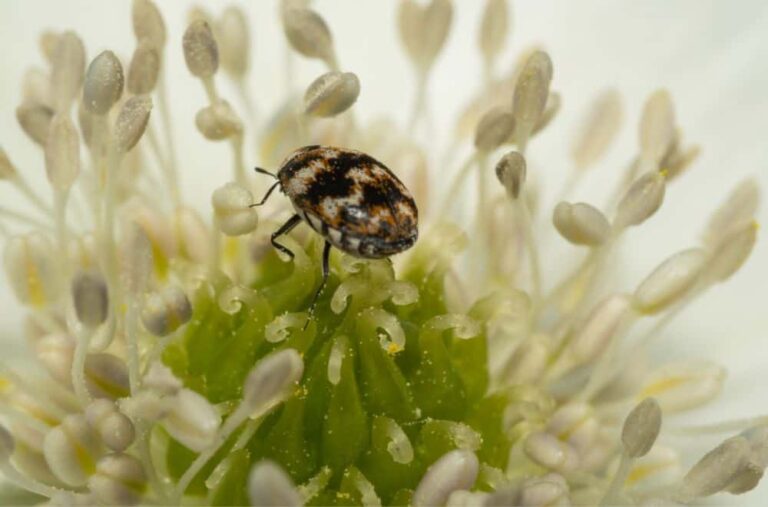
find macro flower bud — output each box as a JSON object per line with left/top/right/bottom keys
{"left": 44, "top": 113, "right": 80, "bottom": 191}
{"left": 304, "top": 71, "right": 361, "bottom": 117}
{"left": 248, "top": 460, "right": 303, "bottom": 507}
{"left": 681, "top": 436, "right": 751, "bottom": 499}
{"left": 640, "top": 360, "right": 724, "bottom": 412}
{"left": 639, "top": 89, "right": 675, "bottom": 165}
{"left": 0, "top": 147, "right": 18, "bottom": 179}
{"left": 633, "top": 248, "right": 706, "bottom": 314}
{"left": 553, "top": 201, "right": 610, "bottom": 246}
{"left": 114, "top": 95, "right": 153, "bottom": 152}
{"left": 474, "top": 107, "right": 515, "bottom": 152}
{"left": 16, "top": 101, "right": 54, "bottom": 146}
{"left": 614, "top": 171, "right": 665, "bottom": 230}
{"left": 478, "top": 0, "right": 508, "bottom": 64}
{"left": 85, "top": 400, "right": 135, "bottom": 452}
{"left": 568, "top": 294, "right": 632, "bottom": 365}
{"left": 283, "top": 7, "right": 335, "bottom": 66}
{"left": 72, "top": 269, "right": 109, "bottom": 328}
{"left": 127, "top": 41, "right": 160, "bottom": 94}
{"left": 243, "top": 348, "right": 304, "bottom": 416}
{"left": 43, "top": 414, "right": 100, "bottom": 487}
{"left": 4, "top": 233, "right": 61, "bottom": 307}
{"left": 49, "top": 31, "right": 86, "bottom": 112}
{"left": 132, "top": 0, "right": 166, "bottom": 50}
{"left": 217, "top": 6, "right": 250, "bottom": 78}
{"left": 413, "top": 450, "right": 479, "bottom": 507}
{"left": 163, "top": 388, "right": 220, "bottom": 452}
{"left": 622, "top": 398, "right": 662, "bottom": 458}
{"left": 212, "top": 182, "right": 259, "bottom": 236}
{"left": 183, "top": 20, "right": 219, "bottom": 78}
{"left": 83, "top": 51, "right": 125, "bottom": 115}
{"left": 495, "top": 150, "right": 526, "bottom": 199}
{"left": 141, "top": 285, "right": 192, "bottom": 336}
{"left": 88, "top": 453, "right": 147, "bottom": 506}
{"left": 571, "top": 88, "right": 623, "bottom": 171}
{"left": 523, "top": 432, "right": 579, "bottom": 473}
{"left": 195, "top": 100, "right": 243, "bottom": 140}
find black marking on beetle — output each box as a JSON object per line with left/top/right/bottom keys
{"left": 300, "top": 163, "right": 357, "bottom": 206}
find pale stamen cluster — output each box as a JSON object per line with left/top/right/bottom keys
{"left": 0, "top": 1, "right": 764, "bottom": 506}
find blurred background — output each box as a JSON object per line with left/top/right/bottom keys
{"left": 0, "top": 1, "right": 767, "bottom": 503}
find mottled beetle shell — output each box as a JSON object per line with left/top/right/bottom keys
{"left": 277, "top": 145, "right": 419, "bottom": 258}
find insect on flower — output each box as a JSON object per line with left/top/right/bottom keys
{"left": 252, "top": 145, "right": 419, "bottom": 319}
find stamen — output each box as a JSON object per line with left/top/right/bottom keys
{"left": 478, "top": 0, "right": 509, "bottom": 82}
{"left": 304, "top": 71, "right": 360, "bottom": 118}
{"left": 248, "top": 460, "right": 303, "bottom": 507}
{"left": 212, "top": 181, "right": 259, "bottom": 237}
{"left": 413, "top": 449, "right": 479, "bottom": 507}
{"left": 0, "top": 424, "right": 61, "bottom": 498}
{"left": 283, "top": 6, "right": 338, "bottom": 70}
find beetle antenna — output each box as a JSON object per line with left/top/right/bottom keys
{"left": 253, "top": 166, "right": 278, "bottom": 179}
{"left": 250, "top": 181, "right": 281, "bottom": 207}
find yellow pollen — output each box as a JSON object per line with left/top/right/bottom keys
{"left": 24, "top": 245, "right": 46, "bottom": 307}
{"left": 639, "top": 376, "right": 686, "bottom": 398}
{"left": 555, "top": 414, "right": 589, "bottom": 441}
{"left": 626, "top": 463, "right": 666, "bottom": 486}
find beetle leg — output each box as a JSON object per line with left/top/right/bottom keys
{"left": 250, "top": 181, "right": 281, "bottom": 207}
{"left": 304, "top": 240, "right": 332, "bottom": 330}
{"left": 270, "top": 214, "right": 302, "bottom": 260}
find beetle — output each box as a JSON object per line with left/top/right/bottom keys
{"left": 252, "top": 145, "right": 419, "bottom": 320}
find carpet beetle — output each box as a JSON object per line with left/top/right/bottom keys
{"left": 253, "top": 145, "right": 419, "bottom": 320}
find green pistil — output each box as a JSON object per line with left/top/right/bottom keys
{"left": 163, "top": 237, "right": 510, "bottom": 505}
